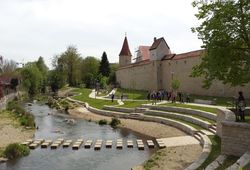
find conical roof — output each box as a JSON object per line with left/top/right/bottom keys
{"left": 119, "top": 36, "right": 132, "bottom": 56}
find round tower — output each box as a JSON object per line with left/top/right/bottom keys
{"left": 119, "top": 36, "right": 132, "bottom": 67}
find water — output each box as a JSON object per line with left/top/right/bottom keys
{"left": 0, "top": 103, "right": 156, "bottom": 170}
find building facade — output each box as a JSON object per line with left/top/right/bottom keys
{"left": 116, "top": 36, "right": 250, "bottom": 98}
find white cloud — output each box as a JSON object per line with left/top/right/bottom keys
{"left": 0, "top": 0, "right": 202, "bottom": 68}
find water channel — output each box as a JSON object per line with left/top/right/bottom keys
{"left": 0, "top": 103, "right": 156, "bottom": 170}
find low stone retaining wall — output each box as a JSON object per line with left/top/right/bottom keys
{"left": 185, "top": 134, "right": 212, "bottom": 170}
{"left": 0, "top": 93, "right": 17, "bottom": 111}
{"left": 144, "top": 110, "right": 211, "bottom": 129}
{"left": 142, "top": 104, "right": 217, "bottom": 121}
{"left": 103, "top": 105, "right": 134, "bottom": 113}
{"left": 216, "top": 108, "right": 235, "bottom": 138}
{"left": 226, "top": 151, "right": 250, "bottom": 170}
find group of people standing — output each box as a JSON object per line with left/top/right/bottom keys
{"left": 147, "top": 90, "right": 190, "bottom": 105}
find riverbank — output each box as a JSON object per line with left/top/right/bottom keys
{"left": 0, "top": 111, "right": 34, "bottom": 158}
{"left": 68, "top": 107, "right": 202, "bottom": 170}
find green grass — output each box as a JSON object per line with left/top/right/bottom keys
{"left": 245, "top": 116, "right": 250, "bottom": 124}
{"left": 189, "top": 94, "right": 250, "bottom": 107}
{"left": 144, "top": 149, "right": 165, "bottom": 170}
{"left": 116, "top": 88, "right": 148, "bottom": 100}
{"left": 197, "top": 135, "right": 221, "bottom": 170}
{"left": 121, "top": 100, "right": 151, "bottom": 108}
{"left": 0, "top": 147, "right": 4, "bottom": 157}
{"left": 216, "top": 156, "right": 239, "bottom": 170}
{"left": 145, "top": 112, "right": 204, "bottom": 130}
{"left": 72, "top": 88, "right": 118, "bottom": 109}
{"left": 160, "top": 103, "right": 218, "bottom": 114}
{"left": 243, "top": 162, "right": 250, "bottom": 170}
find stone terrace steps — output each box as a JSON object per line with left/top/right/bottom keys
{"left": 225, "top": 152, "right": 250, "bottom": 170}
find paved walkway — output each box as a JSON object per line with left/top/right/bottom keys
{"left": 160, "top": 136, "right": 200, "bottom": 147}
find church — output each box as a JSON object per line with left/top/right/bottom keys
{"left": 116, "top": 36, "right": 250, "bottom": 98}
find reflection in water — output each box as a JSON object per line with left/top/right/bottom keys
{"left": 0, "top": 103, "right": 156, "bottom": 170}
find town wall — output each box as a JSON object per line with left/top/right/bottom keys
{"left": 117, "top": 54, "right": 250, "bottom": 98}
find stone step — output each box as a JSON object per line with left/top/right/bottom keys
{"left": 208, "top": 127, "right": 216, "bottom": 134}
{"left": 146, "top": 140, "right": 155, "bottom": 148}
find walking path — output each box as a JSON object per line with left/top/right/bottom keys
{"left": 160, "top": 136, "right": 200, "bottom": 147}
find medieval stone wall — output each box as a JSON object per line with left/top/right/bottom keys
{"left": 116, "top": 55, "right": 250, "bottom": 98}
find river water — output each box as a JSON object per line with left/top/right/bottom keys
{"left": 0, "top": 103, "right": 156, "bottom": 170}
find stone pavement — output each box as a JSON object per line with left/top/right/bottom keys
{"left": 160, "top": 136, "right": 200, "bottom": 147}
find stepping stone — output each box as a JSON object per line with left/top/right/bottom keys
{"left": 51, "top": 143, "right": 60, "bottom": 149}
{"left": 29, "top": 143, "right": 39, "bottom": 149}
{"left": 63, "top": 140, "right": 73, "bottom": 148}
{"left": 116, "top": 139, "right": 123, "bottom": 149}
{"left": 41, "top": 140, "right": 52, "bottom": 148}
{"left": 127, "top": 140, "right": 133, "bottom": 148}
{"left": 147, "top": 140, "right": 155, "bottom": 148}
{"left": 84, "top": 140, "right": 93, "bottom": 149}
{"left": 94, "top": 140, "right": 103, "bottom": 150}
{"left": 136, "top": 139, "right": 144, "bottom": 150}
{"left": 105, "top": 140, "right": 113, "bottom": 148}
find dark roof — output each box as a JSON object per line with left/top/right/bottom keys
{"left": 149, "top": 37, "right": 170, "bottom": 50}
{"left": 119, "top": 36, "right": 132, "bottom": 56}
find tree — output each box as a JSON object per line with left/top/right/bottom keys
{"left": 99, "top": 52, "right": 110, "bottom": 77}
{"left": 20, "top": 63, "right": 43, "bottom": 96}
{"left": 108, "top": 63, "right": 119, "bottom": 85}
{"left": 171, "top": 78, "right": 180, "bottom": 91}
{"left": 48, "top": 70, "right": 65, "bottom": 93}
{"left": 36, "top": 57, "right": 48, "bottom": 93}
{"left": 81, "top": 56, "right": 100, "bottom": 86}
{"left": 191, "top": 0, "right": 250, "bottom": 88}
{"left": 0, "top": 59, "right": 17, "bottom": 76}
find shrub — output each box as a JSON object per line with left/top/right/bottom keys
{"left": 109, "top": 117, "right": 121, "bottom": 128}
{"left": 4, "top": 143, "right": 30, "bottom": 159}
{"left": 98, "top": 119, "right": 108, "bottom": 125}
{"left": 7, "top": 101, "right": 25, "bottom": 115}
{"left": 20, "top": 113, "right": 35, "bottom": 127}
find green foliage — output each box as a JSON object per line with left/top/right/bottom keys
{"left": 21, "top": 62, "right": 43, "bottom": 96}
{"left": 81, "top": 56, "right": 100, "bottom": 86}
{"left": 98, "top": 119, "right": 108, "bottom": 125}
{"left": 171, "top": 78, "right": 180, "bottom": 91}
{"left": 116, "top": 88, "right": 148, "bottom": 100}
{"left": 191, "top": 0, "right": 250, "bottom": 87}
{"left": 109, "top": 117, "right": 121, "bottom": 128}
{"left": 6, "top": 101, "right": 35, "bottom": 127}
{"left": 4, "top": 143, "right": 30, "bottom": 160}
{"left": 99, "top": 51, "right": 110, "bottom": 77}
{"left": 108, "top": 63, "right": 118, "bottom": 85}
{"left": 48, "top": 69, "right": 66, "bottom": 92}
{"left": 99, "top": 76, "right": 108, "bottom": 89}
{"left": 197, "top": 135, "right": 221, "bottom": 170}
{"left": 72, "top": 88, "right": 117, "bottom": 109}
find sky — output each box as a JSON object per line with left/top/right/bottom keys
{"left": 0, "top": 0, "right": 202, "bottom": 68}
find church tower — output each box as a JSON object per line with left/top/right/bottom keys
{"left": 119, "top": 36, "right": 132, "bottom": 67}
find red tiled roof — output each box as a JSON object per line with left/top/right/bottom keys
{"left": 149, "top": 37, "right": 170, "bottom": 50}
{"left": 138, "top": 46, "right": 150, "bottom": 60}
{"left": 119, "top": 36, "right": 132, "bottom": 56}
{"left": 172, "top": 49, "right": 204, "bottom": 60}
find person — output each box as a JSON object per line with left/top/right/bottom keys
{"left": 121, "top": 92, "right": 124, "bottom": 101}
{"left": 111, "top": 93, "right": 115, "bottom": 102}
{"left": 147, "top": 91, "right": 151, "bottom": 101}
{"left": 237, "top": 91, "right": 246, "bottom": 121}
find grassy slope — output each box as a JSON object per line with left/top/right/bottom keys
{"left": 160, "top": 103, "right": 218, "bottom": 114}
{"left": 116, "top": 88, "right": 148, "bottom": 100}
{"left": 72, "top": 88, "right": 118, "bottom": 109}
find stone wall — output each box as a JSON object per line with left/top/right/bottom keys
{"left": 221, "top": 122, "right": 250, "bottom": 157}
{"left": 0, "top": 93, "right": 17, "bottom": 111}
{"left": 217, "top": 108, "right": 250, "bottom": 157}
{"left": 117, "top": 52, "right": 250, "bottom": 98}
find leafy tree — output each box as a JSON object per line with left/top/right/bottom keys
{"left": 48, "top": 70, "right": 66, "bottom": 93}
{"left": 99, "top": 52, "right": 110, "bottom": 77}
{"left": 191, "top": 0, "right": 250, "bottom": 88}
{"left": 0, "top": 59, "right": 17, "bottom": 75}
{"left": 108, "top": 63, "right": 119, "bottom": 85}
{"left": 81, "top": 56, "right": 100, "bottom": 85}
{"left": 36, "top": 56, "right": 48, "bottom": 93}
{"left": 10, "top": 78, "right": 19, "bottom": 91}
{"left": 171, "top": 78, "right": 180, "bottom": 91}
{"left": 20, "top": 63, "right": 43, "bottom": 96}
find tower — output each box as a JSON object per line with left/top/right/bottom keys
{"left": 119, "top": 36, "right": 132, "bottom": 67}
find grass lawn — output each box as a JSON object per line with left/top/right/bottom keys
{"left": 189, "top": 94, "right": 250, "bottom": 107}
{"left": 72, "top": 88, "right": 118, "bottom": 109}
{"left": 245, "top": 116, "right": 250, "bottom": 124}
{"left": 121, "top": 100, "right": 151, "bottom": 108}
{"left": 217, "top": 156, "right": 238, "bottom": 170}
{"left": 160, "top": 103, "right": 218, "bottom": 114}
{"left": 116, "top": 88, "right": 148, "bottom": 100}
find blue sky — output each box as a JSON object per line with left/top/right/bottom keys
{"left": 0, "top": 0, "right": 202, "bottom": 68}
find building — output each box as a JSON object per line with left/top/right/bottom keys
{"left": 116, "top": 36, "right": 250, "bottom": 98}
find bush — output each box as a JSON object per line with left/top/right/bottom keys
{"left": 109, "top": 117, "right": 121, "bottom": 128}
{"left": 20, "top": 113, "right": 35, "bottom": 127}
{"left": 7, "top": 101, "right": 25, "bottom": 115}
{"left": 4, "top": 143, "right": 30, "bottom": 160}
{"left": 98, "top": 119, "right": 108, "bottom": 125}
